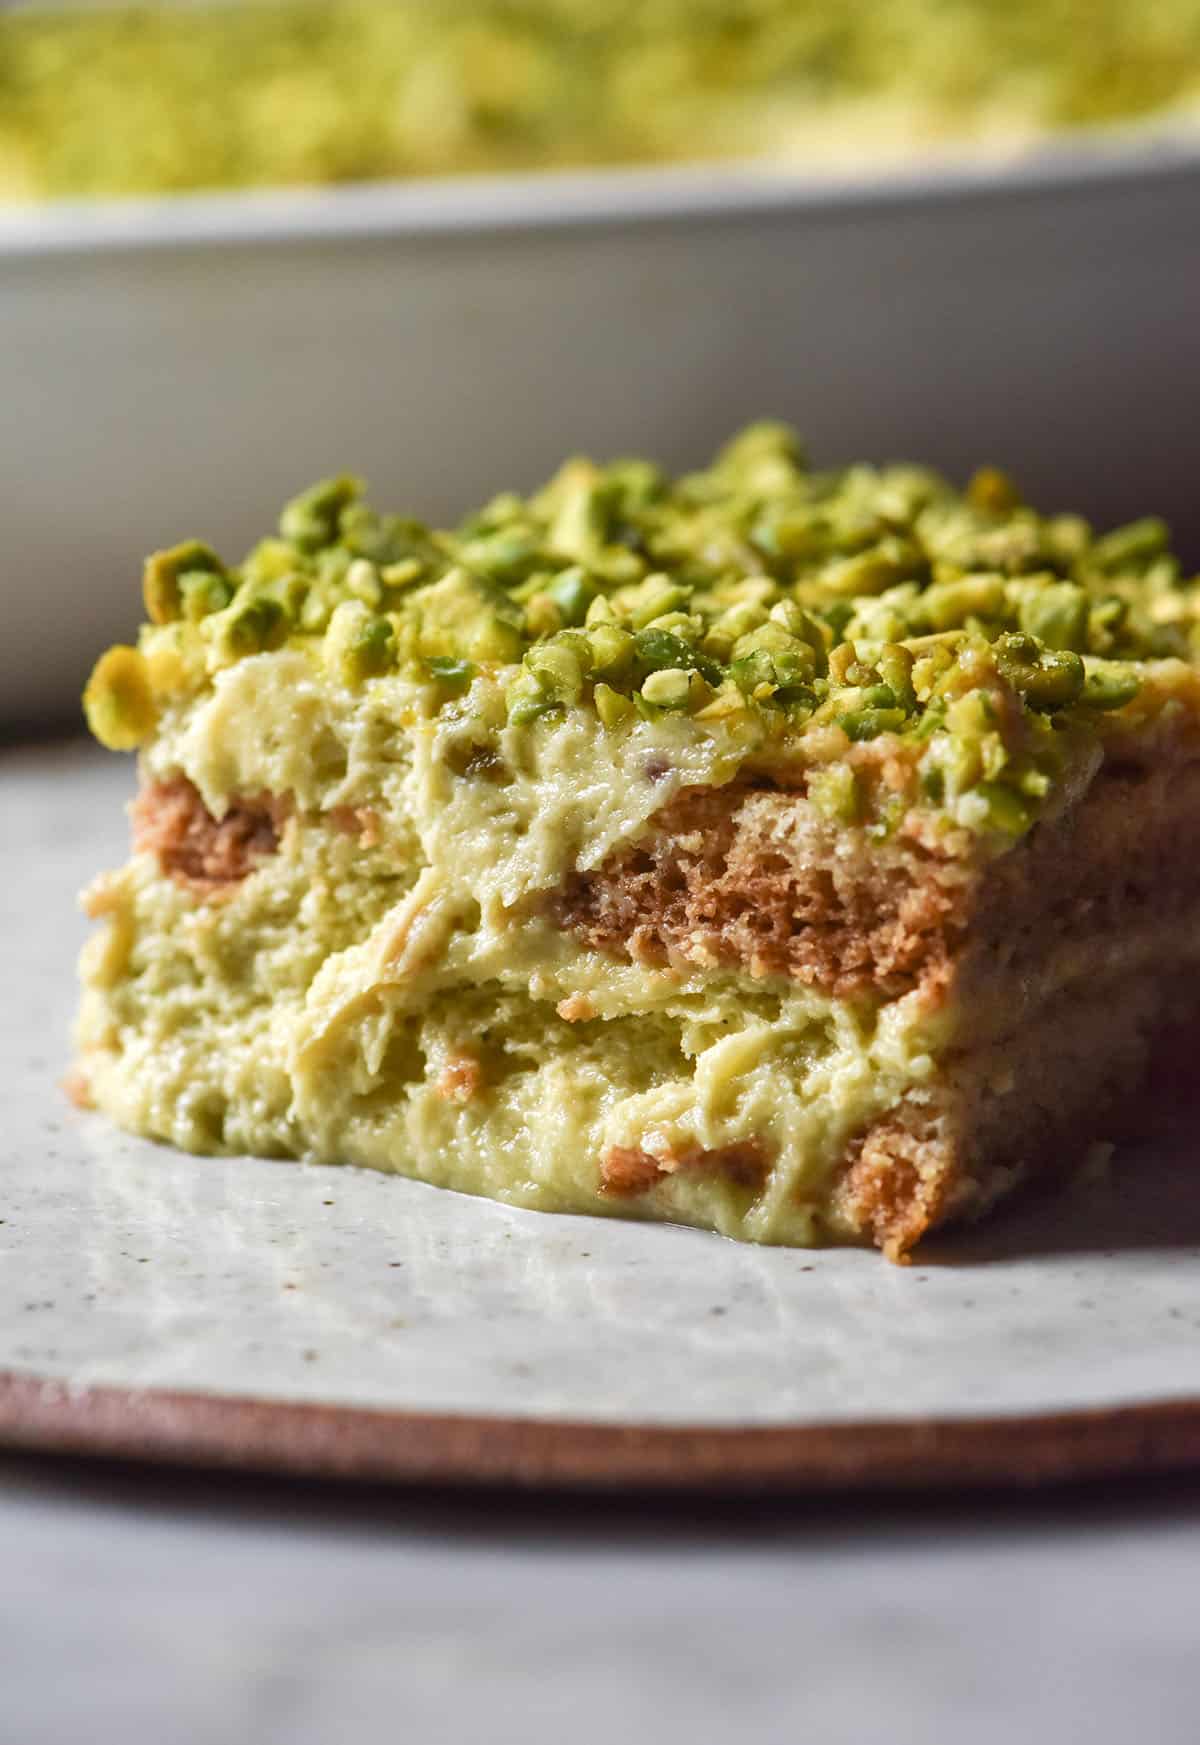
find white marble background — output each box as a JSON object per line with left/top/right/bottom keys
{"left": 3, "top": 1452, "right": 1200, "bottom": 1744}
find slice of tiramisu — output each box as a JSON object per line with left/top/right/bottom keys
{"left": 77, "top": 424, "right": 1200, "bottom": 1256}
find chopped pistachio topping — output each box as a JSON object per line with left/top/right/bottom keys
{"left": 84, "top": 423, "right": 1200, "bottom": 839}
{"left": 5, "top": 2, "right": 1200, "bottom": 203}
{"left": 83, "top": 645, "right": 157, "bottom": 750}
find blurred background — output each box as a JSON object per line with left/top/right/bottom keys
{"left": 3, "top": 0, "right": 1199, "bottom": 724}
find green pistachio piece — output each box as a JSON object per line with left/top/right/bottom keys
{"left": 506, "top": 670, "right": 561, "bottom": 725}
{"left": 730, "top": 649, "right": 774, "bottom": 700}
{"left": 322, "top": 600, "right": 395, "bottom": 684}
{"left": 584, "top": 593, "right": 617, "bottom": 627}
{"left": 423, "top": 655, "right": 475, "bottom": 694}
{"left": 460, "top": 527, "right": 545, "bottom": 586}
{"left": 546, "top": 566, "right": 598, "bottom": 627}
{"left": 644, "top": 612, "right": 703, "bottom": 643}
{"left": 1045, "top": 514, "right": 1092, "bottom": 567}
{"left": 1086, "top": 596, "right": 1128, "bottom": 653}
{"left": 278, "top": 475, "right": 363, "bottom": 551}
{"left": 844, "top": 596, "right": 914, "bottom": 644}
{"left": 1079, "top": 660, "right": 1141, "bottom": 711}
{"left": 178, "top": 570, "right": 235, "bottom": 622}
{"left": 837, "top": 706, "right": 907, "bottom": 741}
{"left": 911, "top": 642, "right": 957, "bottom": 701}
{"left": 920, "top": 573, "right": 1007, "bottom": 632}
{"left": 732, "top": 621, "right": 816, "bottom": 678}
{"left": 1091, "top": 517, "right": 1169, "bottom": 573}
{"left": 586, "top": 623, "right": 636, "bottom": 684}
{"left": 808, "top": 764, "right": 862, "bottom": 824}
{"left": 837, "top": 683, "right": 897, "bottom": 711}
{"left": 415, "top": 567, "right": 525, "bottom": 664}
{"left": 548, "top": 472, "right": 612, "bottom": 561}
{"left": 967, "top": 467, "right": 1022, "bottom": 515}
{"left": 766, "top": 599, "right": 810, "bottom": 638}
{"left": 752, "top": 508, "right": 825, "bottom": 562}
{"left": 627, "top": 575, "right": 689, "bottom": 629}
{"left": 633, "top": 627, "right": 710, "bottom": 680}
{"left": 972, "top": 782, "right": 1034, "bottom": 835}
{"left": 522, "top": 593, "right": 562, "bottom": 639}
{"left": 298, "top": 580, "right": 341, "bottom": 636}
{"left": 210, "top": 592, "right": 288, "bottom": 662}
{"left": 381, "top": 557, "right": 424, "bottom": 591}
{"left": 873, "top": 466, "right": 944, "bottom": 526}
{"left": 593, "top": 682, "right": 636, "bottom": 729}
{"left": 605, "top": 459, "right": 668, "bottom": 514}
{"left": 142, "top": 540, "right": 225, "bottom": 625}
{"left": 1017, "top": 580, "right": 1090, "bottom": 651}
{"left": 875, "top": 644, "right": 916, "bottom": 712}
{"left": 640, "top": 667, "right": 695, "bottom": 710}
{"left": 945, "top": 689, "right": 997, "bottom": 739}
{"left": 242, "top": 536, "right": 303, "bottom": 588}
{"left": 819, "top": 542, "right": 913, "bottom": 599}
{"left": 715, "top": 600, "right": 770, "bottom": 640}
{"left": 993, "top": 632, "right": 1085, "bottom": 708}
{"left": 769, "top": 601, "right": 829, "bottom": 667}
{"left": 933, "top": 730, "right": 983, "bottom": 799}
{"left": 715, "top": 421, "right": 805, "bottom": 494}
{"left": 826, "top": 643, "right": 875, "bottom": 687}
{"left": 525, "top": 634, "right": 589, "bottom": 705}
{"left": 83, "top": 645, "right": 157, "bottom": 750}
{"left": 345, "top": 558, "right": 383, "bottom": 607}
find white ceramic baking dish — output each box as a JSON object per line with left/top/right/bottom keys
{"left": 3, "top": 141, "right": 1199, "bottom": 727}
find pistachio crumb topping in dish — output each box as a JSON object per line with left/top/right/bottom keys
{"left": 86, "top": 422, "right": 1200, "bottom": 840}
{"left": 77, "top": 426, "right": 1200, "bottom": 1258}
{"left": 5, "top": 0, "right": 1200, "bottom": 201}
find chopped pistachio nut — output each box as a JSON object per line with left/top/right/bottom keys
{"left": 641, "top": 667, "right": 709, "bottom": 711}
{"left": 83, "top": 645, "right": 157, "bottom": 750}
{"left": 142, "top": 540, "right": 226, "bottom": 625}
{"left": 208, "top": 592, "right": 289, "bottom": 663}
{"left": 423, "top": 655, "right": 475, "bottom": 695}
{"left": 545, "top": 566, "right": 598, "bottom": 627}
{"left": 525, "top": 634, "right": 589, "bottom": 705}
{"left": 323, "top": 600, "right": 395, "bottom": 685}
{"left": 1016, "top": 580, "right": 1090, "bottom": 651}
{"left": 1080, "top": 658, "right": 1141, "bottom": 711}
{"left": 966, "top": 467, "right": 1022, "bottom": 516}
{"left": 593, "top": 682, "right": 636, "bottom": 730}
{"left": 85, "top": 421, "right": 1200, "bottom": 841}
{"left": 345, "top": 558, "right": 384, "bottom": 607}
{"left": 178, "top": 569, "right": 235, "bottom": 622}
{"left": 587, "top": 623, "right": 636, "bottom": 684}
{"left": 278, "top": 475, "right": 363, "bottom": 551}
{"left": 13, "top": 2, "right": 1200, "bottom": 210}
{"left": 808, "top": 763, "right": 862, "bottom": 824}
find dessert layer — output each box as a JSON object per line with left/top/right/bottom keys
{"left": 563, "top": 747, "right": 1200, "bottom": 1024}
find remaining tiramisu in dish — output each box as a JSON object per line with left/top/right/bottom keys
{"left": 77, "top": 424, "right": 1200, "bottom": 1257}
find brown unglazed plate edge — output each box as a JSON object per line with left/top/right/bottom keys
{"left": 2, "top": 1372, "right": 1199, "bottom": 1492}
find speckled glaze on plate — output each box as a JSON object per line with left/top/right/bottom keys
{"left": 3, "top": 739, "right": 1200, "bottom": 1489}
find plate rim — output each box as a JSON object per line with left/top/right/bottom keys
{"left": 3, "top": 1370, "right": 1199, "bottom": 1492}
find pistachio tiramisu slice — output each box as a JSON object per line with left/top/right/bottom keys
{"left": 77, "top": 424, "right": 1200, "bottom": 1257}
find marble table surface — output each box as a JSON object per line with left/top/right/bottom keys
{"left": 3, "top": 1453, "right": 1200, "bottom": 1744}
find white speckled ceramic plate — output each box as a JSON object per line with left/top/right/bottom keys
{"left": 3, "top": 740, "right": 1200, "bottom": 1490}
